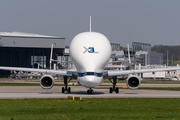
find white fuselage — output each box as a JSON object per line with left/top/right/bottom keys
{"left": 69, "top": 32, "right": 111, "bottom": 88}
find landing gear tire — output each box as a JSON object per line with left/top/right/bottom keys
{"left": 90, "top": 90, "right": 94, "bottom": 94}
{"left": 87, "top": 89, "right": 94, "bottom": 94}
{"left": 62, "top": 87, "right": 64, "bottom": 93}
{"left": 87, "top": 90, "right": 90, "bottom": 94}
{"left": 109, "top": 87, "right": 113, "bottom": 93}
{"left": 116, "top": 87, "right": 119, "bottom": 93}
{"left": 68, "top": 87, "right": 71, "bottom": 93}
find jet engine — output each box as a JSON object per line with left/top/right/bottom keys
{"left": 126, "top": 75, "right": 141, "bottom": 90}
{"left": 40, "top": 75, "right": 54, "bottom": 89}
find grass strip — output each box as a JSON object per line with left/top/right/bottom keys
{"left": 96, "top": 87, "right": 180, "bottom": 91}
{"left": 0, "top": 83, "right": 40, "bottom": 86}
{"left": 0, "top": 83, "right": 80, "bottom": 86}
{"left": 0, "top": 98, "right": 180, "bottom": 120}
{"left": 103, "top": 80, "right": 180, "bottom": 84}
{"left": 139, "top": 87, "right": 180, "bottom": 91}
{"left": 141, "top": 80, "right": 180, "bottom": 84}
{"left": 0, "top": 83, "right": 111, "bottom": 86}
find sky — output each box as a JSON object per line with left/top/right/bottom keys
{"left": 0, "top": 0, "right": 180, "bottom": 47}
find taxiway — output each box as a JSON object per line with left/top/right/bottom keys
{"left": 0, "top": 86, "right": 180, "bottom": 99}
{"left": 1, "top": 79, "right": 180, "bottom": 99}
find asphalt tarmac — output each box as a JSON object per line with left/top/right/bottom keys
{"left": 1, "top": 79, "right": 180, "bottom": 99}
{"left": 1, "top": 85, "right": 180, "bottom": 99}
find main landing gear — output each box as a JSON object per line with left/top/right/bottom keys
{"left": 62, "top": 76, "right": 71, "bottom": 93}
{"left": 109, "top": 76, "right": 119, "bottom": 93}
{"left": 87, "top": 88, "right": 94, "bottom": 94}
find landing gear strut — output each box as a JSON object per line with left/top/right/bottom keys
{"left": 62, "top": 76, "right": 71, "bottom": 93}
{"left": 87, "top": 88, "right": 94, "bottom": 94}
{"left": 109, "top": 76, "right": 119, "bottom": 93}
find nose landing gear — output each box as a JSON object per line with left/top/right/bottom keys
{"left": 87, "top": 88, "right": 94, "bottom": 94}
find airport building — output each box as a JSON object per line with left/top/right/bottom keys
{"left": 108, "top": 42, "right": 163, "bottom": 70}
{"left": 111, "top": 43, "right": 121, "bottom": 51}
{"left": 132, "top": 42, "right": 163, "bottom": 65}
{"left": 0, "top": 32, "right": 65, "bottom": 76}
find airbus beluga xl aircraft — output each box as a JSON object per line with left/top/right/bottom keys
{"left": 1, "top": 18, "right": 180, "bottom": 94}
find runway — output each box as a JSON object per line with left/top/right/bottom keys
{"left": 1, "top": 86, "right": 180, "bottom": 99}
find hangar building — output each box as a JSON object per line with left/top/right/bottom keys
{"left": 0, "top": 32, "right": 65, "bottom": 77}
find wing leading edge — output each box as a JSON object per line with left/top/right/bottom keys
{"left": 107, "top": 67, "right": 180, "bottom": 76}
{"left": 0, "top": 66, "right": 76, "bottom": 76}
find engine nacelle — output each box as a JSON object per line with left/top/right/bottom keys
{"left": 40, "top": 75, "right": 54, "bottom": 89}
{"left": 126, "top": 75, "right": 141, "bottom": 90}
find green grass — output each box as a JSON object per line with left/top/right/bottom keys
{"left": 141, "top": 80, "right": 180, "bottom": 84}
{"left": 0, "top": 83, "right": 111, "bottom": 86}
{"left": 0, "top": 83, "right": 80, "bottom": 86}
{"left": 104, "top": 80, "right": 180, "bottom": 84}
{"left": 96, "top": 87, "right": 180, "bottom": 91}
{"left": 103, "top": 80, "right": 123, "bottom": 83}
{"left": 0, "top": 98, "right": 180, "bottom": 120}
{"left": 0, "top": 83, "right": 40, "bottom": 86}
{"left": 139, "top": 87, "right": 180, "bottom": 91}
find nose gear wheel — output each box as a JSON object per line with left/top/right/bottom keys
{"left": 87, "top": 89, "right": 94, "bottom": 94}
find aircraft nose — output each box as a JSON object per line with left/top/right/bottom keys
{"left": 83, "top": 76, "right": 102, "bottom": 88}
{"left": 85, "top": 76, "right": 96, "bottom": 84}
{"left": 78, "top": 76, "right": 103, "bottom": 88}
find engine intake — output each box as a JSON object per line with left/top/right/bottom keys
{"left": 40, "top": 75, "right": 54, "bottom": 89}
{"left": 126, "top": 75, "right": 141, "bottom": 90}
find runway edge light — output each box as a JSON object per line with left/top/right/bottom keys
{"left": 67, "top": 96, "right": 82, "bottom": 101}
{"left": 123, "top": 86, "right": 128, "bottom": 89}
{"left": 67, "top": 96, "right": 74, "bottom": 100}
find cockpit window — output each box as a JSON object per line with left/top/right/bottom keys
{"left": 78, "top": 73, "right": 85, "bottom": 77}
{"left": 86, "top": 72, "right": 95, "bottom": 75}
{"left": 78, "top": 72, "right": 103, "bottom": 77}
{"left": 95, "top": 73, "right": 103, "bottom": 77}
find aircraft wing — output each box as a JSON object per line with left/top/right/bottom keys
{"left": 0, "top": 66, "right": 76, "bottom": 76}
{"left": 107, "top": 67, "right": 180, "bottom": 76}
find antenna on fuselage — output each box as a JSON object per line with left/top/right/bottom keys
{"left": 90, "top": 16, "right": 91, "bottom": 32}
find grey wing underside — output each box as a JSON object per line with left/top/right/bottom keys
{"left": 107, "top": 67, "right": 180, "bottom": 77}
{"left": 1, "top": 66, "right": 180, "bottom": 78}
{"left": 0, "top": 66, "right": 77, "bottom": 76}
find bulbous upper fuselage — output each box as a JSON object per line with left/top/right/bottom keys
{"left": 69, "top": 32, "right": 111, "bottom": 88}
